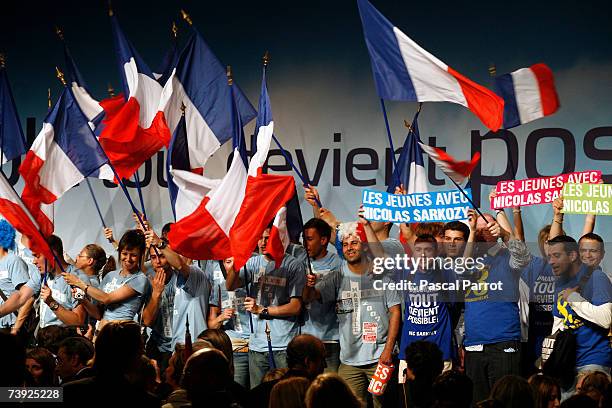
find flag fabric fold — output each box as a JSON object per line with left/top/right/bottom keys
{"left": 98, "top": 14, "right": 171, "bottom": 181}
{"left": 494, "top": 63, "right": 560, "bottom": 129}
{"left": 161, "top": 27, "right": 256, "bottom": 171}
{"left": 0, "top": 63, "right": 27, "bottom": 163}
{"left": 357, "top": 0, "right": 504, "bottom": 131}
{"left": 19, "top": 87, "right": 111, "bottom": 237}
{"left": 167, "top": 68, "right": 294, "bottom": 271}
{"left": 418, "top": 143, "right": 480, "bottom": 185}
{"left": 387, "top": 115, "right": 427, "bottom": 194}
{"left": 0, "top": 172, "right": 55, "bottom": 265}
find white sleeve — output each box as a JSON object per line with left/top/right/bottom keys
{"left": 551, "top": 316, "right": 564, "bottom": 334}
{"left": 518, "top": 278, "right": 530, "bottom": 342}
{"left": 567, "top": 292, "right": 612, "bottom": 329}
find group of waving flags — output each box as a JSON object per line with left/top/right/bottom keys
{"left": 0, "top": 0, "right": 560, "bottom": 267}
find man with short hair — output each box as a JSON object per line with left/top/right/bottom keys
{"left": 548, "top": 235, "right": 611, "bottom": 396}
{"left": 57, "top": 337, "right": 94, "bottom": 383}
{"left": 303, "top": 216, "right": 401, "bottom": 408}
{"left": 301, "top": 217, "right": 342, "bottom": 372}
{"left": 225, "top": 227, "right": 306, "bottom": 388}
{"left": 249, "top": 334, "right": 327, "bottom": 408}
{"left": 579, "top": 233, "right": 607, "bottom": 279}
{"left": 442, "top": 221, "right": 470, "bottom": 259}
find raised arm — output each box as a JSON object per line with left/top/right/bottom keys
{"left": 142, "top": 269, "right": 166, "bottom": 327}
{"left": 145, "top": 230, "right": 191, "bottom": 278}
{"left": 304, "top": 185, "right": 322, "bottom": 219}
{"left": 549, "top": 196, "right": 564, "bottom": 240}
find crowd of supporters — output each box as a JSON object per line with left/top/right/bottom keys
{"left": 0, "top": 185, "right": 609, "bottom": 407}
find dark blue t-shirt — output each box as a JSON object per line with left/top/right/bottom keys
{"left": 399, "top": 267, "right": 455, "bottom": 361}
{"left": 554, "top": 264, "right": 612, "bottom": 367}
{"left": 464, "top": 248, "right": 521, "bottom": 346}
{"left": 521, "top": 256, "right": 555, "bottom": 339}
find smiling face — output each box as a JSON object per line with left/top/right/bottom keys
{"left": 150, "top": 247, "right": 169, "bottom": 271}
{"left": 342, "top": 234, "right": 363, "bottom": 265}
{"left": 120, "top": 247, "right": 142, "bottom": 273}
{"left": 75, "top": 248, "right": 92, "bottom": 270}
{"left": 579, "top": 238, "right": 604, "bottom": 268}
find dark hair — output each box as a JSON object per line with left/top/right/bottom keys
{"left": 58, "top": 337, "right": 94, "bottom": 366}
{"left": 490, "top": 375, "right": 534, "bottom": 408}
{"left": 197, "top": 329, "right": 234, "bottom": 375}
{"left": 93, "top": 321, "right": 143, "bottom": 377}
{"left": 415, "top": 234, "right": 438, "bottom": 249}
{"left": 305, "top": 373, "right": 363, "bottom": 408}
{"left": 303, "top": 218, "right": 332, "bottom": 241}
{"left": 528, "top": 374, "right": 560, "bottom": 408}
{"left": 405, "top": 340, "right": 444, "bottom": 383}
{"left": 181, "top": 348, "right": 231, "bottom": 405}
{"left": 83, "top": 244, "right": 110, "bottom": 272}
{"left": 579, "top": 371, "right": 610, "bottom": 403}
{"left": 579, "top": 232, "right": 604, "bottom": 249}
{"left": 47, "top": 235, "right": 63, "bottom": 260}
{"left": 270, "top": 377, "right": 310, "bottom": 408}
{"left": 547, "top": 235, "right": 578, "bottom": 255}
{"left": 286, "top": 334, "right": 325, "bottom": 370}
{"left": 26, "top": 347, "right": 57, "bottom": 386}
{"left": 443, "top": 221, "right": 470, "bottom": 241}
{"left": 169, "top": 340, "right": 213, "bottom": 386}
{"left": 36, "top": 326, "right": 77, "bottom": 354}
{"left": 432, "top": 370, "right": 473, "bottom": 408}
{"left": 162, "top": 223, "right": 173, "bottom": 237}
{"left": 414, "top": 222, "right": 445, "bottom": 238}
{"left": 118, "top": 229, "right": 146, "bottom": 254}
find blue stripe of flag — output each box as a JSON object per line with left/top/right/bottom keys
{"left": 494, "top": 73, "right": 521, "bottom": 129}
{"left": 0, "top": 67, "right": 27, "bottom": 161}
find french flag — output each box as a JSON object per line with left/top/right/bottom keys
{"left": 494, "top": 63, "right": 560, "bottom": 129}
{"left": 418, "top": 143, "right": 480, "bottom": 185}
{"left": 61, "top": 40, "right": 104, "bottom": 129}
{"left": 97, "top": 13, "right": 171, "bottom": 181}
{"left": 387, "top": 114, "right": 427, "bottom": 194}
{"left": 167, "top": 78, "right": 295, "bottom": 271}
{"left": 161, "top": 27, "right": 256, "bottom": 171}
{"left": 357, "top": 0, "right": 504, "bottom": 131}
{"left": 0, "top": 172, "right": 55, "bottom": 265}
{"left": 19, "top": 86, "right": 113, "bottom": 237}
{"left": 0, "top": 59, "right": 27, "bottom": 163}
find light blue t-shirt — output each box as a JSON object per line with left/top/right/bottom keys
{"left": 239, "top": 254, "right": 305, "bottom": 352}
{"left": 172, "top": 264, "right": 211, "bottom": 349}
{"left": 302, "top": 252, "right": 342, "bottom": 341}
{"left": 146, "top": 268, "right": 177, "bottom": 353}
{"left": 100, "top": 270, "right": 149, "bottom": 321}
{"left": 317, "top": 262, "right": 401, "bottom": 366}
{"left": 0, "top": 253, "right": 30, "bottom": 328}
{"left": 18, "top": 246, "right": 42, "bottom": 296}
{"left": 39, "top": 271, "right": 78, "bottom": 328}
{"left": 208, "top": 261, "right": 251, "bottom": 341}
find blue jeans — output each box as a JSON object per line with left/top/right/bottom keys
{"left": 233, "top": 351, "right": 250, "bottom": 389}
{"left": 324, "top": 342, "right": 340, "bottom": 373}
{"left": 248, "top": 350, "right": 288, "bottom": 388}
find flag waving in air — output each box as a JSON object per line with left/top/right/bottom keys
{"left": 0, "top": 172, "right": 55, "bottom": 265}
{"left": 0, "top": 55, "right": 27, "bottom": 163}
{"left": 387, "top": 114, "right": 427, "bottom": 194}
{"left": 494, "top": 63, "right": 560, "bottom": 129}
{"left": 357, "top": 0, "right": 504, "bottom": 131}
{"left": 97, "top": 11, "right": 171, "bottom": 181}
{"left": 418, "top": 143, "right": 480, "bottom": 184}
{"left": 19, "top": 85, "right": 112, "bottom": 237}
{"left": 161, "top": 24, "right": 256, "bottom": 171}
{"left": 168, "top": 69, "right": 294, "bottom": 271}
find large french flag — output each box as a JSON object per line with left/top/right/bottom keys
{"left": 357, "top": 0, "right": 504, "bottom": 131}
{"left": 418, "top": 142, "right": 480, "bottom": 185}
{"left": 494, "top": 63, "right": 560, "bottom": 129}
{"left": 167, "top": 79, "right": 294, "bottom": 270}
{"left": 0, "top": 172, "right": 55, "bottom": 265}
{"left": 19, "top": 86, "right": 112, "bottom": 237}
{"left": 387, "top": 114, "right": 427, "bottom": 194}
{"left": 0, "top": 61, "right": 27, "bottom": 163}
{"left": 161, "top": 27, "right": 256, "bottom": 171}
{"left": 97, "top": 13, "right": 171, "bottom": 181}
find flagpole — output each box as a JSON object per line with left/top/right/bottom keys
{"left": 380, "top": 98, "right": 400, "bottom": 187}
{"left": 262, "top": 53, "right": 323, "bottom": 208}
{"left": 489, "top": 63, "right": 517, "bottom": 180}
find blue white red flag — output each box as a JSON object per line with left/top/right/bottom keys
{"left": 161, "top": 27, "right": 256, "bottom": 171}
{"left": 388, "top": 115, "right": 427, "bottom": 194}
{"left": 19, "top": 87, "right": 112, "bottom": 236}
{"left": 0, "top": 61, "right": 27, "bottom": 163}
{"left": 494, "top": 63, "right": 559, "bottom": 129}
{"left": 97, "top": 13, "right": 170, "bottom": 181}
{"left": 357, "top": 0, "right": 504, "bottom": 131}
{"left": 418, "top": 142, "right": 480, "bottom": 185}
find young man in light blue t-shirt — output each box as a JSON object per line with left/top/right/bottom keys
{"left": 303, "top": 219, "right": 401, "bottom": 408}
{"left": 225, "top": 227, "right": 306, "bottom": 388}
